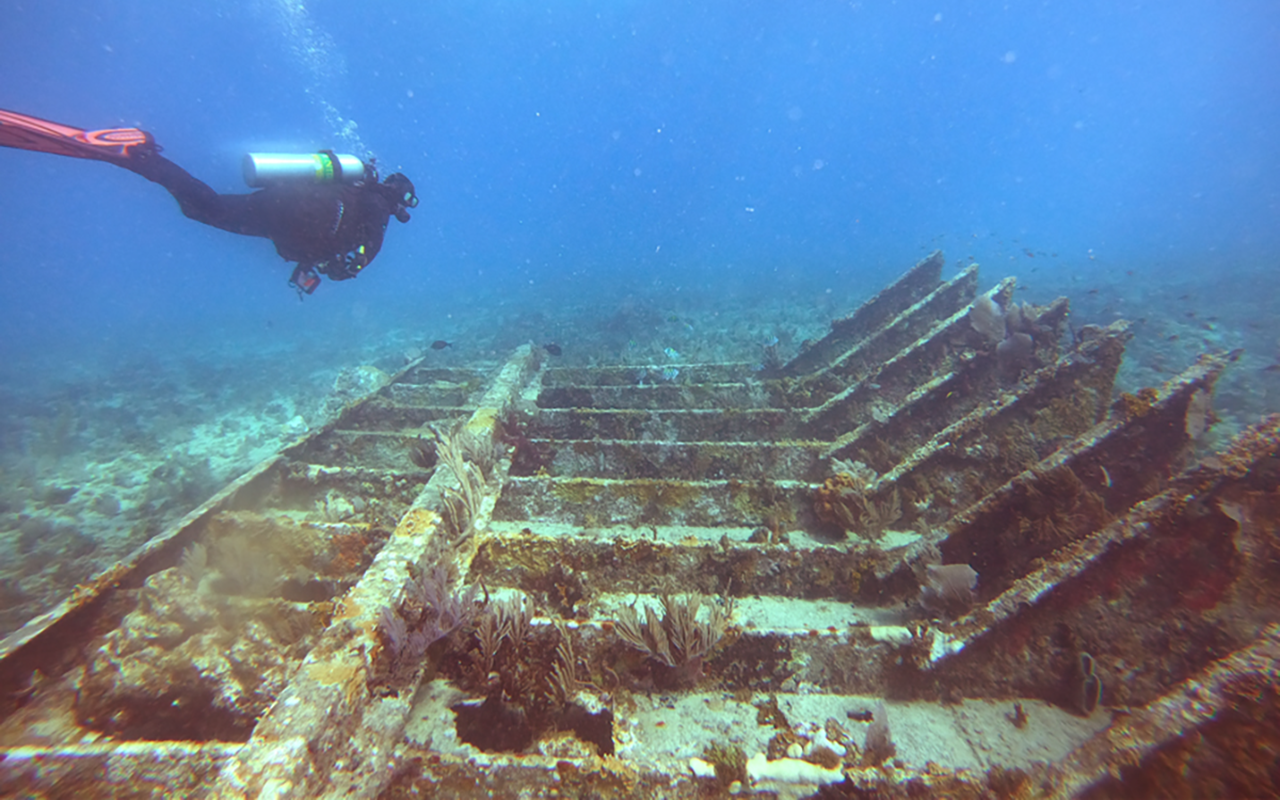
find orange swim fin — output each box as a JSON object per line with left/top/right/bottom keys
{"left": 0, "top": 107, "right": 154, "bottom": 163}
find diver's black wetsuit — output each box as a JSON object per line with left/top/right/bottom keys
{"left": 122, "top": 147, "right": 396, "bottom": 291}
{"left": 0, "top": 106, "right": 415, "bottom": 295}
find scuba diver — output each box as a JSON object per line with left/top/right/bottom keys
{"left": 0, "top": 107, "right": 417, "bottom": 297}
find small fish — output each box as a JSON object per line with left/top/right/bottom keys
{"left": 1264, "top": 363, "right": 1280, "bottom": 373}
{"left": 663, "top": 347, "right": 681, "bottom": 361}
{"left": 430, "top": 340, "right": 452, "bottom": 350}
{"left": 1023, "top": 248, "right": 1035, "bottom": 258}
{"left": 662, "top": 367, "right": 680, "bottom": 382}
{"left": 544, "top": 343, "right": 562, "bottom": 356}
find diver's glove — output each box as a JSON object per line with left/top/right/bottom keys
{"left": 342, "top": 245, "right": 370, "bottom": 277}
{"left": 318, "top": 246, "right": 369, "bottom": 281}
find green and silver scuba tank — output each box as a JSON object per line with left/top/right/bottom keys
{"left": 242, "top": 151, "right": 368, "bottom": 187}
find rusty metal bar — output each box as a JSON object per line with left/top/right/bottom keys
{"left": 783, "top": 249, "right": 946, "bottom": 377}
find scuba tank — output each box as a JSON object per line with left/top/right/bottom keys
{"left": 242, "top": 151, "right": 368, "bottom": 187}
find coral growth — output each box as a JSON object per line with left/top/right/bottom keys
{"left": 813, "top": 474, "right": 902, "bottom": 538}
{"left": 969, "top": 293, "right": 1047, "bottom": 376}
{"left": 702, "top": 741, "right": 749, "bottom": 789}
{"left": 76, "top": 566, "right": 324, "bottom": 740}
{"left": 997, "top": 331, "right": 1036, "bottom": 373}
{"left": 209, "top": 533, "right": 281, "bottom": 597}
{"left": 373, "top": 563, "right": 478, "bottom": 693}
{"left": 970, "top": 295, "right": 1008, "bottom": 343}
{"left": 431, "top": 420, "right": 501, "bottom": 541}
{"left": 440, "top": 593, "right": 612, "bottom": 754}
{"left": 919, "top": 563, "right": 979, "bottom": 618}
{"left": 1116, "top": 386, "right": 1161, "bottom": 420}
{"left": 612, "top": 594, "right": 732, "bottom": 689}
{"left": 501, "top": 408, "right": 547, "bottom": 477}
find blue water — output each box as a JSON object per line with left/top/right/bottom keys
{"left": 1, "top": 1, "right": 1278, "bottom": 630}
{"left": 4, "top": 1, "right": 1277, "bottom": 348}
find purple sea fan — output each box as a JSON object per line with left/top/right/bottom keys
{"left": 920, "top": 563, "right": 979, "bottom": 618}
{"left": 1005, "top": 301, "right": 1043, "bottom": 336}
{"left": 376, "top": 563, "right": 481, "bottom": 689}
{"left": 378, "top": 604, "right": 409, "bottom": 655}
{"left": 997, "top": 331, "right": 1035, "bottom": 373}
{"left": 969, "top": 295, "right": 1007, "bottom": 343}
{"left": 407, "top": 564, "right": 480, "bottom": 646}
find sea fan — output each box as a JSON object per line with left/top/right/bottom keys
{"left": 997, "top": 331, "right": 1035, "bottom": 372}
{"left": 378, "top": 604, "right": 409, "bottom": 655}
{"left": 178, "top": 542, "right": 208, "bottom": 583}
{"left": 613, "top": 594, "right": 732, "bottom": 688}
{"left": 920, "top": 563, "right": 979, "bottom": 617}
{"left": 969, "top": 295, "right": 1007, "bottom": 343}
{"left": 406, "top": 564, "right": 479, "bottom": 645}
{"left": 377, "top": 562, "right": 481, "bottom": 690}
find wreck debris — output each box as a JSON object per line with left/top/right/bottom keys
{"left": 862, "top": 701, "right": 897, "bottom": 766}
{"left": 1, "top": 258, "right": 1277, "bottom": 799}
{"left": 1075, "top": 652, "right": 1103, "bottom": 716}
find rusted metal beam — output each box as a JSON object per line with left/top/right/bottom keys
{"left": 782, "top": 249, "right": 946, "bottom": 378}
{"left": 846, "top": 320, "right": 1130, "bottom": 535}
{"left": 209, "top": 345, "right": 542, "bottom": 799}
{"left": 926, "top": 416, "right": 1280, "bottom": 715}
